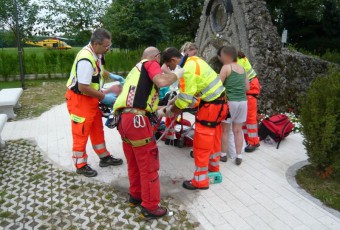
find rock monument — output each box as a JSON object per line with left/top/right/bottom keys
{"left": 196, "top": 0, "right": 332, "bottom": 113}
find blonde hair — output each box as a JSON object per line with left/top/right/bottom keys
{"left": 180, "top": 42, "right": 198, "bottom": 53}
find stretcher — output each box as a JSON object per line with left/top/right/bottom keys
{"left": 155, "top": 107, "right": 196, "bottom": 149}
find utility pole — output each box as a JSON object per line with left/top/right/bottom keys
{"left": 13, "top": 0, "right": 26, "bottom": 89}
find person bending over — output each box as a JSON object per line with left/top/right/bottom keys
{"left": 114, "top": 47, "right": 184, "bottom": 218}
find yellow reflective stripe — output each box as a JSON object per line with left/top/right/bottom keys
{"left": 73, "top": 151, "right": 84, "bottom": 157}
{"left": 178, "top": 93, "right": 193, "bottom": 102}
{"left": 122, "top": 137, "right": 153, "bottom": 147}
{"left": 194, "top": 174, "right": 208, "bottom": 181}
{"left": 209, "top": 161, "right": 219, "bottom": 167}
{"left": 93, "top": 143, "right": 106, "bottom": 150}
{"left": 202, "top": 85, "right": 225, "bottom": 102}
{"left": 199, "top": 77, "right": 221, "bottom": 97}
{"left": 247, "top": 68, "right": 257, "bottom": 80}
{"left": 121, "top": 108, "right": 147, "bottom": 116}
{"left": 70, "top": 114, "right": 85, "bottom": 123}
{"left": 196, "top": 167, "right": 208, "bottom": 172}
{"left": 247, "top": 68, "right": 254, "bottom": 75}
{"left": 175, "top": 97, "right": 190, "bottom": 110}
{"left": 210, "top": 152, "right": 220, "bottom": 159}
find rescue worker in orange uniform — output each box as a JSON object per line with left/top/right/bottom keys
{"left": 161, "top": 47, "right": 227, "bottom": 190}
{"left": 237, "top": 51, "right": 261, "bottom": 152}
{"left": 114, "top": 47, "right": 184, "bottom": 218}
{"left": 66, "top": 28, "right": 123, "bottom": 177}
{"left": 162, "top": 42, "right": 200, "bottom": 146}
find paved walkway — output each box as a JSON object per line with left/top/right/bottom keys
{"left": 2, "top": 103, "right": 340, "bottom": 229}
{"left": 0, "top": 140, "right": 198, "bottom": 229}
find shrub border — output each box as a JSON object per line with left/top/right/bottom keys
{"left": 285, "top": 160, "right": 340, "bottom": 218}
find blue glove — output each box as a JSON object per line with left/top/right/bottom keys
{"left": 101, "top": 93, "right": 117, "bottom": 106}
{"left": 109, "top": 73, "right": 125, "bottom": 84}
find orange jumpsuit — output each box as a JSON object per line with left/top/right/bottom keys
{"left": 175, "top": 56, "right": 227, "bottom": 188}
{"left": 65, "top": 45, "right": 111, "bottom": 168}
{"left": 244, "top": 77, "right": 261, "bottom": 145}
{"left": 66, "top": 90, "right": 110, "bottom": 168}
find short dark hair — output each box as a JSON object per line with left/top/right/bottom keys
{"left": 91, "top": 28, "right": 111, "bottom": 45}
{"left": 162, "top": 47, "right": 182, "bottom": 62}
{"left": 217, "top": 46, "right": 226, "bottom": 57}
{"left": 237, "top": 50, "right": 246, "bottom": 58}
{"left": 217, "top": 46, "right": 237, "bottom": 62}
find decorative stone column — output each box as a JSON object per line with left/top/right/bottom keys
{"left": 196, "top": 0, "right": 332, "bottom": 113}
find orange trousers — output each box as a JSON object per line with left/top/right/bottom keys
{"left": 192, "top": 99, "right": 228, "bottom": 188}
{"left": 165, "top": 117, "right": 176, "bottom": 140}
{"left": 66, "top": 90, "right": 110, "bottom": 168}
{"left": 243, "top": 77, "right": 260, "bottom": 145}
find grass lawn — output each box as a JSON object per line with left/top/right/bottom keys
{"left": 0, "top": 79, "right": 68, "bottom": 120}
{"left": 296, "top": 164, "right": 340, "bottom": 211}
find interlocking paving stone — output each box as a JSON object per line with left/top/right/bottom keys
{"left": 0, "top": 140, "right": 200, "bottom": 229}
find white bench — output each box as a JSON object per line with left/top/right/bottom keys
{"left": 0, "top": 88, "right": 23, "bottom": 119}
{"left": 0, "top": 114, "right": 8, "bottom": 149}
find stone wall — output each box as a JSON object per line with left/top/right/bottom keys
{"left": 195, "top": 0, "right": 333, "bottom": 113}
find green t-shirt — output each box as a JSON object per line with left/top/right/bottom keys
{"left": 224, "top": 69, "right": 247, "bottom": 101}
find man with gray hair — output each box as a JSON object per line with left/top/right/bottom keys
{"left": 66, "top": 28, "right": 124, "bottom": 177}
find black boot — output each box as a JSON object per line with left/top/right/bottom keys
{"left": 235, "top": 157, "right": 242, "bottom": 166}
{"left": 182, "top": 180, "right": 209, "bottom": 190}
{"left": 220, "top": 155, "right": 228, "bottom": 162}
{"left": 141, "top": 206, "right": 168, "bottom": 219}
{"left": 76, "top": 165, "right": 98, "bottom": 177}
{"left": 99, "top": 155, "right": 123, "bottom": 167}
{"left": 128, "top": 194, "right": 142, "bottom": 207}
{"left": 245, "top": 144, "right": 260, "bottom": 153}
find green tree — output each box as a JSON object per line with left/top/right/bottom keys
{"left": 266, "top": 0, "right": 340, "bottom": 53}
{"left": 40, "top": 0, "right": 109, "bottom": 36}
{"left": 0, "top": 0, "right": 39, "bottom": 40}
{"left": 0, "top": 30, "right": 16, "bottom": 47}
{"left": 168, "top": 0, "right": 205, "bottom": 43}
{"left": 102, "top": 0, "right": 171, "bottom": 49}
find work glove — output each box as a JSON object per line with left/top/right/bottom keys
{"left": 172, "top": 66, "right": 185, "bottom": 80}
{"left": 101, "top": 93, "right": 117, "bottom": 106}
{"left": 109, "top": 73, "right": 125, "bottom": 85}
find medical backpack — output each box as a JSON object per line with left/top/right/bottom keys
{"left": 258, "top": 114, "right": 294, "bottom": 149}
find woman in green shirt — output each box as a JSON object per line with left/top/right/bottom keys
{"left": 218, "top": 46, "right": 249, "bottom": 165}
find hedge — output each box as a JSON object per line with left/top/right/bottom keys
{"left": 301, "top": 69, "right": 340, "bottom": 177}
{"left": 0, "top": 48, "right": 142, "bottom": 79}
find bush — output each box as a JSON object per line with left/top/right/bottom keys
{"left": 0, "top": 52, "right": 18, "bottom": 79}
{"left": 300, "top": 69, "right": 340, "bottom": 177}
{"left": 321, "top": 50, "right": 340, "bottom": 65}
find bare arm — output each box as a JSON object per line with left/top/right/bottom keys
{"left": 78, "top": 83, "right": 105, "bottom": 100}
{"left": 152, "top": 73, "right": 178, "bottom": 88}
{"left": 103, "top": 69, "right": 110, "bottom": 78}
{"left": 245, "top": 75, "right": 250, "bottom": 91}
{"left": 219, "top": 65, "right": 231, "bottom": 83}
